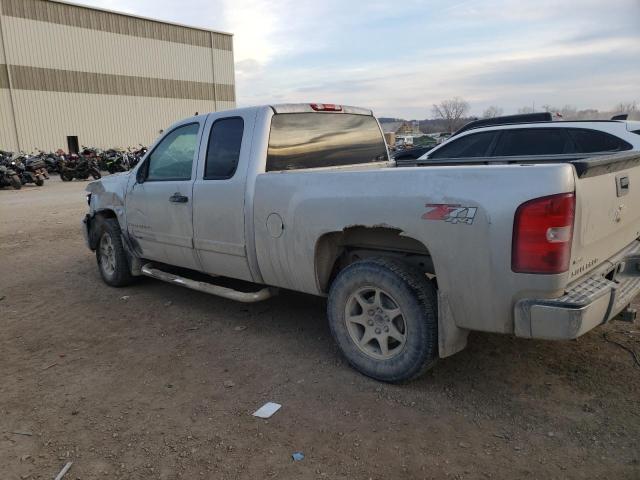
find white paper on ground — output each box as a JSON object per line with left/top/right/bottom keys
{"left": 252, "top": 402, "right": 282, "bottom": 419}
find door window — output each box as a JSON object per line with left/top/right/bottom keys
{"left": 146, "top": 123, "right": 199, "bottom": 181}
{"left": 567, "top": 128, "right": 632, "bottom": 153}
{"left": 428, "top": 131, "right": 496, "bottom": 159}
{"left": 493, "top": 128, "right": 572, "bottom": 156}
{"left": 204, "top": 117, "right": 244, "bottom": 180}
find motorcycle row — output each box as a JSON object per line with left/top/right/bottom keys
{"left": 0, "top": 145, "right": 147, "bottom": 190}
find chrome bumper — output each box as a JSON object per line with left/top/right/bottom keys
{"left": 515, "top": 240, "right": 640, "bottom": 340}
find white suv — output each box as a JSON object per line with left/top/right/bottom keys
{"left": 416, "top": 114, "right": 640, "bottom": 162}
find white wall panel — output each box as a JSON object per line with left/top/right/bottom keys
{"left": 217, "top": 101, "right": 236, "bottom": 112}
{"left": 211, "top": 48, "right": 235, "bottom": 86}
{"left": 0, "top": 89, "right": 18, "bottom": 149}
{"left": 12, "top": 90, "right": 216, "bottom": 151}
{"left": 0, "top": 18, "right": 5, "bottom": 64}
{"left": 2, "top": 16, "right": 219, "bottom": 83}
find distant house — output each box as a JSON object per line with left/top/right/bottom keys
{"left": 381, "top": 122, "right": 403, "bottom": 134}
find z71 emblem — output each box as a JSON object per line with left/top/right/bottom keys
{"left": 422, "top": 204, "right": 477, "bottom": 225}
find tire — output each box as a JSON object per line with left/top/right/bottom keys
{"left": 90, "top": 168, "right": 102, "bottom": 180}
{"left": 95, "top": 217, "right": 134, "bottom": 287}
{"left": 60, "top": 172, "right": 73, "bottom": 181}
{"left": 327, "top": 257, "right": 438, "bottom": 383}
{"left": 35, "top": 175, "right": 44, "bottom": 186}
{"left": 10, "top": 175, "right": 22, "bottom": 189}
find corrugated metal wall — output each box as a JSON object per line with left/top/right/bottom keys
{"left": 0, "top": 0, "right": 235, "bottom": 152}
{"left": 0, "top": 4, "right": 19, "bottom": 150}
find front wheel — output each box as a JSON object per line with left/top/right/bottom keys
{"left": 327, "top": 258, "right": 438, "bottom": 383}
{"left": 90, "top": 168, "right": 102, "bottom": 180}
{"left": 35, "top": 175, "right": 44, "bottom": 186}
{"left": 10, "top": 175, "right": 22, "bottom": 189}
{"left": 95, "top": 218, "right": 133, "bottom": 287}
{"left": 60, "top": 171, "right": 73, "bottom": 181}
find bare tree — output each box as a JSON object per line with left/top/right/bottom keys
{"left": 482, "top": 106, "right": 503, "bottom": 118}
{"left": 613, "top": 100, "right": 638, "bottom": 114}
{"left": 517, "top": 106, "right": 535, "bottom": 114}
{"left": 432, "top": 97, "right": 470, "bottom": 133}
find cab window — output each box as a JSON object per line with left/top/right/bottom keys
{"left": 204, "top": 117, "right": 244, "bottom": 180}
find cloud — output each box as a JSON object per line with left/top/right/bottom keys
{"left": 70, "top": 0, "right": 640, "bottom": 117}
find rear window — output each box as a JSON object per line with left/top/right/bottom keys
{"left": 567, "top": 128, "right": 632, "bottom": 153}
{"left": 493, "top": 128, "right": 572, "bottom": 156}
{"left": 428, "top": 131, "right": 496, "bottom": 159}
{"left": 266, "top": 113, "right": 388, "bottom": 171}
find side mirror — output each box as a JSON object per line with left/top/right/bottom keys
{"left": 136, "top": 163, "right": 146, "bottom": 184}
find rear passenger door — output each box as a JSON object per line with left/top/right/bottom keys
{"left": 192, "top": 111, "right": 256, "bottom": 281}
{"left": 491, "top": 128, "right": 573, "bottom": 157}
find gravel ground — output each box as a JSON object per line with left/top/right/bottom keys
{"left": 1, "top": 177, "right": 639, "bottom": 480}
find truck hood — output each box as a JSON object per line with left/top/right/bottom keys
{"left": 86, "top": 171, "right": 131, "bottom": 194}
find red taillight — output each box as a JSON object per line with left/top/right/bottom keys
{"left": 310, "top": 103, "right": 342, "bottom": 112}
{"left": 512, "top": 193, "right": 575, "bottom": 274}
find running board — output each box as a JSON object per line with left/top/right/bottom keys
{"left": 141, "top": 264, "right": 277, "bottom": 303}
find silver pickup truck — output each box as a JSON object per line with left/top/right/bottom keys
{"left": 83, "top": 103, "right": 640, "bottom": 382}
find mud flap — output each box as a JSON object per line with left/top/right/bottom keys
{"left": 438, "top": 291, "right": 469, "bottom": 357}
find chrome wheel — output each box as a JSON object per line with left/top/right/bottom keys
{"left": 345, "top": 286, "right": 407, "bottom": 360}
{"left": 99, "top": 233, "right": 116, "bottom": 276}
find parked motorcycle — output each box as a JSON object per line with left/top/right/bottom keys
{"left": 59, "top": 156, "right": 101, "bottom": 181}
{"left": 24, "top": 155, "right": 50, "bottom": 180}
{"left": 36, "top": 149, "right": 63, "bottom": 173}
{"left": 128, "top": 144, "right": 147, "bottom": 169}
{"left": 0, "top": 162, "right": 22, "bottom": 189}
{"left": 103, "top": 149, "right": 130, "bottom": 174}
{"left": 11, "top": 153, "right": 46, "bottom": 186}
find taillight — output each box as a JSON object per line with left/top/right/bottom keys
{"left": 512, "top": 193, "right": 575, "bottom": 274}
{"left": 310, "top": 103, "right": 342, "bottom": 112}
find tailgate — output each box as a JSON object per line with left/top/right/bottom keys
{"left": 570, "top": 152, "right": 640, "bottom": 280}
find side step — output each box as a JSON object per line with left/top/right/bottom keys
{"left": 141, "top": 264, "right": 277, "bottom": 303}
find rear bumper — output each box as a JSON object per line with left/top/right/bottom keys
{"left": 515, "top": 240, "right": 640, "bottom": 340}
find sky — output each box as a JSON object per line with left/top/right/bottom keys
{"left": 76, "top": 0, "right": 640, "bottom": 119}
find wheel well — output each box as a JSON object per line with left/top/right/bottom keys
{"left": 315, "top": 226, "right": 434, "bottom": 293}
{"left": 95, "top": 209, "right": 117, "bottom": 220}
{"left": 88, "top": 209, "right": 118, "bottom": 249}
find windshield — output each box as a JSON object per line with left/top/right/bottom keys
{"left": 266, "top": 113, "right": 388, "bottom": 171}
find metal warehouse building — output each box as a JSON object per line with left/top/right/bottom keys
{"left": 0, "top": 0, "right": 235, "bottom": 153}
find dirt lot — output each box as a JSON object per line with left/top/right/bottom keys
{"left": 1, "top": 177, "right": 639, "bottom": 480}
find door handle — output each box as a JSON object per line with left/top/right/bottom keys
{"left": 169, "top": 193, "right": 189, "bottom": 203}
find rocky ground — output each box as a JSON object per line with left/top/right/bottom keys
{"left": 1, "top": 177, "right": 639, "bottom": 480}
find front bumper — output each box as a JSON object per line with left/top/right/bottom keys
{"left": 515, "top": 240, "right": 640, "bottom": 340}
{"left": 82, "top": 214, "right": 92, "bottom": 249}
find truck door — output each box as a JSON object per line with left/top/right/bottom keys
{"left": 125, "top": 122, "right": 202, "bottom": 271}
{"left": 191, "top": 111, "right": 255, "bottom": 281}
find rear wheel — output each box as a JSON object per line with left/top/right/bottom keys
{"left": 10, "top": 175, "right": 22, "bottom": 189}
{"left": 327, "top": 257, "right": 438, "bottom": 383}
{"left": 90, "top": 168, "right": 102, "bottom": 180}
{"left": 95, "top": 218, "right": 133, "bottom": 287}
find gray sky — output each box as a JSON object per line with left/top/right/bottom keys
{"left": 77, "top": 0, "right": 640, "bottom": 118}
